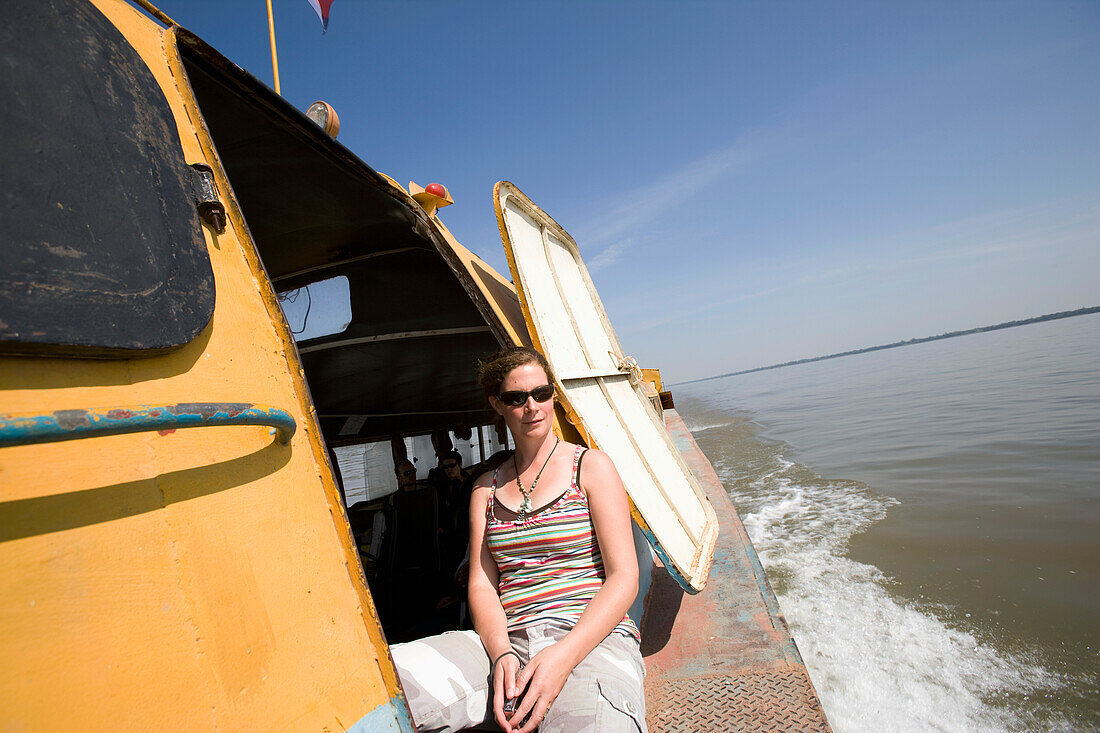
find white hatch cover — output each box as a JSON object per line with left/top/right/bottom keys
{"left": 493, "top": 181, "right": 717, "bottom": 593}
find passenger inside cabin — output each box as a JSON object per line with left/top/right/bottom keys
{"left": 387, "top": 458, "right": 443, "bottom": 642}
{"left": 429, "top": 450, "right": 475, "bottom": 627}
{"left": 433, "top": 450, "right": 470, "bottom": 569}
{"left": 442, "top": 449, "right": 468, "bottom": 484}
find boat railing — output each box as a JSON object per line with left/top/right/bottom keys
{"left": 0, "top": 403, "right": 296, "bottom": 448}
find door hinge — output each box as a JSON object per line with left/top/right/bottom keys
{"left": 190, "top": 164, "right": 226, "bottom": 233}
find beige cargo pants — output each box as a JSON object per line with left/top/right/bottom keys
{"left": 391, "top": 621, "right": 646, "bottom": 732}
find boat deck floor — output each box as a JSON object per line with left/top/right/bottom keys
{"left": 640, "top": 410, "right": 832, "bottom": 731}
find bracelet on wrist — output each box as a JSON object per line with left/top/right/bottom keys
{"left": 492, "top": 649, "right": 520, "bottom": 671}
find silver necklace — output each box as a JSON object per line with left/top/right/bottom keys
{"left": 514, "top": 438, "right": 560, "bottom": 521}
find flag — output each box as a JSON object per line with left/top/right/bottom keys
{"left": 306, "top": 0, "right": 335, "bottom": 33}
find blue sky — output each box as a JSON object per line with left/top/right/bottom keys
{"left": 153, "top": 0, "right": 1099, "bottom": 382}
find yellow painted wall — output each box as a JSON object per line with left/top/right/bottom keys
{"left": 0, "top": 1, "right": 401, "bottom": 728}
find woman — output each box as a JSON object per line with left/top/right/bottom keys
{"left": 391, "top": 347, "right": 646, "bottom": 732}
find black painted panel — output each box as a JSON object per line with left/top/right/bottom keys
{"left": 0, "top": 0, "right": 214, "bottom": 357}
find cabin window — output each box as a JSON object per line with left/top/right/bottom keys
{"left": 333, "top": 426, "right": 510, "bottom": 506}
{"left": 277, "top": 275, "right": 352, "bottom": 341}
{"left": 332, "top": 441, "right": 401, "bottom": 503}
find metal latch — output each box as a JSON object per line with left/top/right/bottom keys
{"left": 190, "top": 164, "right": 226, "bottom": 233}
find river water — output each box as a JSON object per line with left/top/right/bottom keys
{"left": 675, "top": 313, "right": 1100, "bottom": 732}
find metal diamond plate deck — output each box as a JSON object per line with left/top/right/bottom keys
{"left": 646, "top": 668, "right": 831, "bottom": 732}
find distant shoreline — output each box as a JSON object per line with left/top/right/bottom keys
{"left": 678, "top": 306, "right": 1100, "bottom": 387}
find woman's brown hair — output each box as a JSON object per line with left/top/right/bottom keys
{"left": 478, "top": 346, "right": 555, "bottom": 399}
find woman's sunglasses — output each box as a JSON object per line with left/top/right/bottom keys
{"left": 497, "top": 384, "right": 555, "bottom": 407}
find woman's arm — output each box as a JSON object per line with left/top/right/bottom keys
{"left": 466, "top": 479, "right": 523, "bottom": 730}
{"left": 508, "top": 449, "right": 639, "bottom": 733}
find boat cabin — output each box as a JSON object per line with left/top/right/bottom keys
{"left": 178, "top": 30, "right": 533, "bottom": 640}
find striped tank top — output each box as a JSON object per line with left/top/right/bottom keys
{"left": 486, "top": 445, "right": 640, "bottom": 640}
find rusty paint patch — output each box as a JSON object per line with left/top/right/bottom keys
{"left": 107, "top": 409, "right": 136, "bottom": 419}
{"left": 157, "top": 429, "right": 177, "bottom": 436}
{"left": 168, "top": 402, "right": 252, "bottom": 418}
{"left": 54, "top": 409, "right": 91, "bottom": 430}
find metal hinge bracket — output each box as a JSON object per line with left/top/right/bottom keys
{"left": 190, "top": 163, "right": 226, "bottom": 233}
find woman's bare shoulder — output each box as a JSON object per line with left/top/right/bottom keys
{"left": 577, "top": 448, "right": 624, "bottom": 494}
{"left": 468, "top": 475, "right": 493, "bottom": 517}
{"left": 579, "top": 447, "right": 615, "bottom": 470}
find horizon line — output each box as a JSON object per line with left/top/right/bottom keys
{"left": 673, "top": 305, "right": 1100, "bottom": 388}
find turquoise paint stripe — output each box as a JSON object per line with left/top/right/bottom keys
{"left": 740, "top": 522, "right": 805, "bottom": 662}
{"left": 345, "top": 696, "right": 415, "bottom": 733}
{"left": 0, "top": 403, "right": 296, "bottom": 448}
{"left": 636, "top": 521, "right": 701, "bottom": 595}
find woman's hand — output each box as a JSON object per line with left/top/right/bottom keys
{"left": 502, "top": 642, "right": 575, "bottom": 733}
{"left": 492, "top": 651, "right": 523, "bottom": 731}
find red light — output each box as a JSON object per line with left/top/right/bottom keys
{"left": 425, "top": 183, "right": 447, "bottom": 198}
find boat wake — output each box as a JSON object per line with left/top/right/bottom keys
{"left": 680, "top": 418, "right": 733, "bottom": 434}
{"left": 685, "top": 406, "right": 1072, "bottom": 733}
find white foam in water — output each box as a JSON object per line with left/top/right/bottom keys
{"left": 685, "top": 419, "right": 733, "bottom": 434}
{"left": 728, "top": 454, "right": 1060, "bottom": 733}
